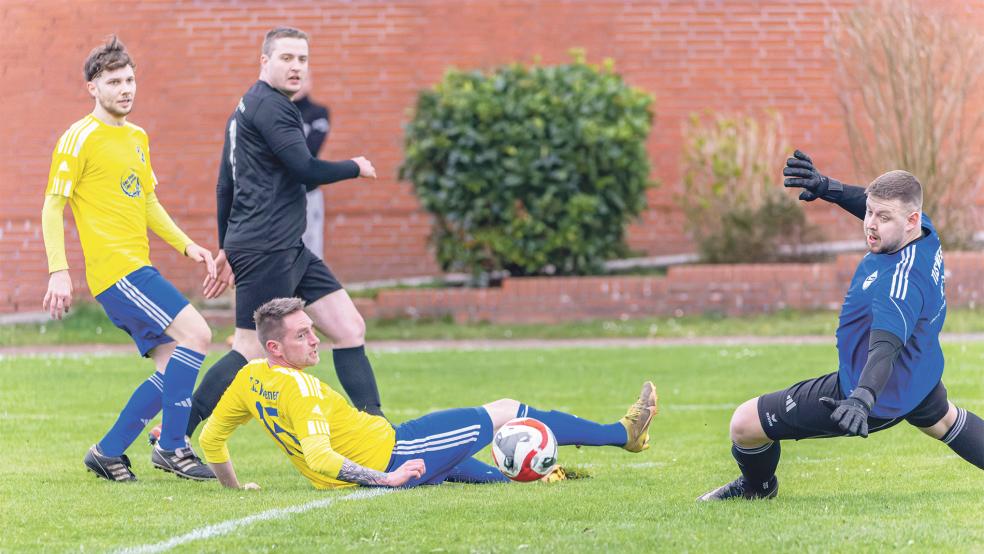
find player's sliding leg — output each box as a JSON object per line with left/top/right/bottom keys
{"left": 916, "top": 401, "right": 984, "bottom": 470}
{"left": 698, "top": 397, "right": 781, "bottom": 501}
{"left": 149, "top": 305, "right": 215, "bottom": 480}
{"left": 445, "top": 457, "right": 511, "bottom": 484}
{"left": 307, "top": 290, "right": 384, "bottom": 417}
{"left": 483, "top": 381, "right": 658, "bottom": 451}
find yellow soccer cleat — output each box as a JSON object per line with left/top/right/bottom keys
{"left": 620, "top": 381, "right": 658, "bottom": 452}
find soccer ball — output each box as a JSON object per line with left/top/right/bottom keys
{"left": 490, "top": 417, "right": 558, "bottom": 482}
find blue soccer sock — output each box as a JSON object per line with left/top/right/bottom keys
{"left": 159, "top": 347, "right": 206, "bottom": 451}
{"left": 98, "top": 372, "right": 164, "bottom": 457}
{"left": 445, "top": 457, "right": 510, "bottom": 484}
{"left": 517, "top": 404, "right": 627, "bottom": 447}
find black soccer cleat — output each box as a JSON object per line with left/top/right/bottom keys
{"left": 84, "top": 444, "right": 137, "bottom": 482}
{"left": 151, "top": 444, "right": 216, "bottom": 481}
{"left": 697, "top": 476, "right": 778, "bottom": 501}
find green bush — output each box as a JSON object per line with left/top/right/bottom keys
{"left": 680, "top": 112, "right": 819, "bottom": 263}
{"left": 400, "top": 51, "right": 655, "bottom": 277}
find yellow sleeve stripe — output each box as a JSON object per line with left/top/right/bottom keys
{"left": 58, "top": 120, "right": 98, "bottom": 157}
{"left": 307, "top": 420, "right": 331, "bottom": 436}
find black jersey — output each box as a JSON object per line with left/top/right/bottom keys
{"left": 217, "top": 80, "right": 358, "bottom": 252}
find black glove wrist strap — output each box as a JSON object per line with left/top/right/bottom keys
{"left": 849, "top": 387, "right": 875, "bottom": 411}
{"left": 820, "top": 177, "right": 844, "bottom": 202}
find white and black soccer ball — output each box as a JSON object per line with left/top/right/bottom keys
{"left": 490, "top": 417, "right": 558, "bottom": 482}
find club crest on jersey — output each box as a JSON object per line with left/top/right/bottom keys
{"left": 862, "top": 270, "right": 878, "bottom": 290}
{"left": 135, "top": 145, "right": 145, "bottom": 164}
{"left": 120, "top": 171, "right": 142, "bottom": 198}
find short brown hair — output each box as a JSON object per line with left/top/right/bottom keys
{"left": 262, "top": 27, "right": 309, "bottom": 56}
{"left": 84, "top": 35, "right": 134, "bottom": 82}
{"left": 866, "top": 170, "right": 923, "bottom": 210}
{"left": 254, "top": 297, "right": 306, "bottom": 347}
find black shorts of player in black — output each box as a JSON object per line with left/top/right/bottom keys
{"left": 757, "top": 372, "right": 950, "bottom": 441}
{"left": 184, "top": 28, "right": 384, "bottom": 440}
{"left": 226, "top": 248, "right": 341, "bottom": 330}
{"left": 698, "top": 152, "right": 984, "bottom": 501}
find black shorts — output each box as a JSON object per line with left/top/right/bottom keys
{"left": 226, "top": 247, "right": 343, "bottom": 329}
{"left": 758, "top": 372, "right": 950, "bottom": 441}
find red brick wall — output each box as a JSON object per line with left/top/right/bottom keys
{"left": 358, "top": 252, "right": 984, "bottom": 324}
{"left": 3, "top": 0, "right": 982, "bottom": 313}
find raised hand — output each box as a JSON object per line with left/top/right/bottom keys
{"left": 783, "top": 150, "right": 833, "bottom": 202}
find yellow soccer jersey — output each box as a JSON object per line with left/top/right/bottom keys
{"left": 200, "top": 359, "right": 396, "bottom": 490}
{"left": 45, "top": 115, "right": 160, "bottom": 294}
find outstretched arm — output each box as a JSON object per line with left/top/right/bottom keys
{"left": 783, "top": 150, "right": 867, "bottom": 220}
{"left": 300, "top": 434, "right": 424, "bottom": 487}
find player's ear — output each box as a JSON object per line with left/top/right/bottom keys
{"left": 907, "top": 209, "right": 921, "bottom": 230}
{"left": 85, "top": 80, "right": 97, "bottom": 98}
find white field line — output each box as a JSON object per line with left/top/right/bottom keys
{"left": 115, "top": 488, "right": 391, "bottom": 554}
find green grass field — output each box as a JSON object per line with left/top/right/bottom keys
{"left": 2, "top": 343, "right": 983, "bottom": 552}
{"left": 7, "top": 302, "right": 984, "bottom": 346}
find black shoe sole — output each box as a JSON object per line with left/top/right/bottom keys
{"left": 151, "top": 463, "right": 216, "bottom": 481}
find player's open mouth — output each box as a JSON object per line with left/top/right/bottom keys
{"left": 867, "top": 235, "right": 878, "bottom": 245}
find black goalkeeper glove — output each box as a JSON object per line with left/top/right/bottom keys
{"left": 819, "top": 387, "right": 875, "bottom": 438}
{"left": 783, "top": 150, "right": 844, "bottom": 202}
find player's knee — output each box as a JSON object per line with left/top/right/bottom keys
{"left": 187, "top": 320, "right": 212, "bottom": 352}
{"left": 483, "top": 398, "right": 520, "bottom": 428}
{"left": 729, "top": 398, "right": 765, "bottom": 446}
{"left": 330, "top": 315, "right": 366, "bottom": 346}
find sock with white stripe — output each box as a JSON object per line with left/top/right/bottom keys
{"left": 517, "top": 404, "right": 628, "bottom": 446}
{"left": 940, "top": 408, "right": 984, "bottom": 470}
{"left": 445, "top": 456, "right": 510, "bottom": 483}
{"left": 160, "top": 347, "right": 206, "bottom": 451}
{"left": 333, "top": 346, "right": 384, "bottom": 417}
{"left": 98, "top": 372, "right": 164, "bottom": 456}
{"left": 732, "top": 441, "right": 781, "bottom": 494}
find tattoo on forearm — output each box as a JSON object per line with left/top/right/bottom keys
{"left": 338, "top": 460, "right": 388, "bottom": 486}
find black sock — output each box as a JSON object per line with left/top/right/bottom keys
{"left": 941, "top": 408, "right": 984, "bottom": 470}
{"left": 186, "top": 350, "right": 247, "bottom": 436}
{"left": 732, "top": 441, "right": 781, "bottom": 493}
{"left": 333, "top": 345, "right": 383, "bottom": 417}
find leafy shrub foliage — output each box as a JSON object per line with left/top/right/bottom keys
{"left": 680, "top": 112, "right": 818, "bottom": 263}
{"left": 400, "top": 52, "right": 654, "bottom": 277}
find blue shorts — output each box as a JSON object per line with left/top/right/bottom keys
{"left": 385, "top": 407, "right": 494, "bottom": 487}
{"left": 95, "top": 266, "right": 189, "bottom": 357}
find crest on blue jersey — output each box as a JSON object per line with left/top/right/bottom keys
{"left": 135, "top": 145, "right": 145, "bottom": 164}
{"left": 121, "top": 171, "right": 142, "bottom": 198}
{"left": 862, "top": 270, "right": 878, "bottom": 290}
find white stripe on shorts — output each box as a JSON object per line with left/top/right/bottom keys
{"left": 115, "top": 279, "right": 170, "bottom": 329}
{"left": 120, "top": 276, "right": 174, "bottom": 326}
{"left": 394, "top": 424, "right": 482, "bottom": 447}
{"left": 391, "top": 436, "right": 480, "bottom": 456}
{"left": 392, "top": 430, "right": 481, "bottom": 453}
